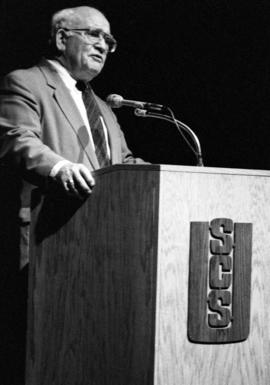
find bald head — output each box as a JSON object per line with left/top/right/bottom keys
{"left": 51, "top": 6, "right": 108, "bottom": 39}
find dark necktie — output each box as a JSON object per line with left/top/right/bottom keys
{"left": 77, "top": 81, "right": 111, "bottom": 168}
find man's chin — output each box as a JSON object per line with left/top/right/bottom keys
{"left": 78, "top": 67, "right": 102, "bottom": 82}
{"left": 86, "top": 62, "right": 104, "bottom": 79}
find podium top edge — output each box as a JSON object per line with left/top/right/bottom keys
{"left": 94, "top": 164, "right": 270, "bottom": 177}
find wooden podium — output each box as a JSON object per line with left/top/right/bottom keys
{"left": 26, "top": 164, "right": 270, "bottom": 385}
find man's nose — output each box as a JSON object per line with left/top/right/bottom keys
{"left": 93, "top": 37, "right": 108, "bottom": 54}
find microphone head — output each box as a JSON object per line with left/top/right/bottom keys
{"left": 106, "top": 94, "right": 123, "bottom": 108}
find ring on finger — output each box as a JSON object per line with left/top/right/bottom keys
{"left": 67, "top": 179, "right": 75, "bottom": 188}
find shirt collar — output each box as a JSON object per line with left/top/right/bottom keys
{"left": 47, "top": 59, "right": 78, "bottom": 91}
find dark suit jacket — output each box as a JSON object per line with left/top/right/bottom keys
{"left": 0, "top": 58, "right": 142, "bottom": 267}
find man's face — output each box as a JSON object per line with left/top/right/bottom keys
{"left": 60, "top": 11, "right": 111, "bottom": 81}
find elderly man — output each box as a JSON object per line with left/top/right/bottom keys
{"left": 0, "top": 6, "right": 144, "bottom": 267}
{"left": 0, "top": 7, "right": 144, "bottom": 383}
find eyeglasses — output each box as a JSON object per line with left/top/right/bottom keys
{"left": 61, "top": 27, "right": 117, "bottom": 53}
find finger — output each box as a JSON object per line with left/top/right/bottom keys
{"left": 72, "top": 168, "right": 93, "bottom": 195}
{"left": 55, "top": 165, "right": 73, "bottom": 187}
{"left": 78, "top": 165, "right": 95, "bottom": 188}
{"left": 63, "top": 176, "right": 74, "bottom": 192}
{"left": 66, "top": 178, "right": 84, "bottom": 198}
{"left": 54, "top": 163, "right": 94, "bottom": 198}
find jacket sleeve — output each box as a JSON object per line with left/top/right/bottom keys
{"left": 0, "top": 71, "right": 65, "bottom": 185}
{"left": 118, "top": 127, "right": 146, "bottom": 164}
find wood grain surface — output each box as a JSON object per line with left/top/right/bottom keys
{"left": 25, "top": 164, "right": 270, "bottom": 385}
{"left": 154, "top": 168, "right": 270, "bottom": 385}
{"left": 26, "top": 166, "right": 160, "bottom": 385}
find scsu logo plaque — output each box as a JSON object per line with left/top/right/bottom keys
{"left": 188, "top": 218, "right": 252, "bottom": 343}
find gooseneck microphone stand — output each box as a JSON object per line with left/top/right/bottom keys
{"left": 134, "top": 107, "right": 204, "bottom": 167}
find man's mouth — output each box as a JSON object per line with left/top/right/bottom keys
{"left": 89, "top": 54, "right": 103, "bottom": 63}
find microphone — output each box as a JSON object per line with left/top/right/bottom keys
{"left": 106, "top": 94, "right": 165, "bottom": 111}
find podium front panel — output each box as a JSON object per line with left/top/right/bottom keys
{"left": 154, "top": 165, "right": 270, "bottom": 385}
{"left": 26, "top": 165, "right": 270, "bottom": 385}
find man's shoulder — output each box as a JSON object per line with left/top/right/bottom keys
{"left": 4, "top": 65, "right": 39, "bottom": 81}
{"left": 2, "top": 64, "right": 44, "bottom": 92}
{"left": 2, "top": 59, "right": 56, "bottom": 88}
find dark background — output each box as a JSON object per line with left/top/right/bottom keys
{"left": 1, "top": 0, "right": 270, "bottom": 169}
{"left": 0, "top": 2, "right": 269, "bottom": 383}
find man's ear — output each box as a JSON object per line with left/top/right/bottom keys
{"left": 55, "top": 29, "right": 68, "bottom": 52}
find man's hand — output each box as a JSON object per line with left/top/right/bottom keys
{"left": 53, "top": 162, "right": 95, "bottom": 199}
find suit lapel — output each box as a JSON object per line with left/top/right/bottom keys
{"left": 53, "top": 86, "right": 99, "bottom": 169}
{"left": 38, "top": 59, "right": 99, "bottom": 170}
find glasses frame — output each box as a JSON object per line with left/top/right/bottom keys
{"left": 61, "top": 27, "right": 117, "bottom": 53}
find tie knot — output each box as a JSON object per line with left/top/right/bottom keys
{"left": 76, "top": 80, "right": 88, "bottom": 92}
